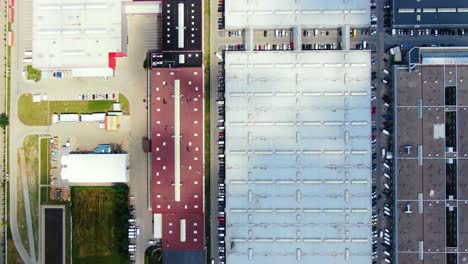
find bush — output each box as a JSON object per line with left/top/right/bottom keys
{"left": 0, "top": 113, "right": 8, "bottom": 128}
{"left": 26, "top": 65, "right": 41, "bottom": 82}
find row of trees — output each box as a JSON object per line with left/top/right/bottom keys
{"left": 0, "top": 113, "right": 7, "bottom": 129}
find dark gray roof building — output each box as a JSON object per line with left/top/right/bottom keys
{"left": 393, "top": 0, "right": 468, "bottom": 27}
{"left": 393, "top": 47, "right": 468, "bottom": 264}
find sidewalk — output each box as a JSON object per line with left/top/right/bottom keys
{"left": 0, "top": 0, "right": 8, "bottom": 261}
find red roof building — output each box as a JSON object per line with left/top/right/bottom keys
{"left": 150, "top": 67, "right": 204, "bottom": 251}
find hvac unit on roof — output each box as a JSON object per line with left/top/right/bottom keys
{"left": 405, "top": 203, "right": 412, "bottom": 214}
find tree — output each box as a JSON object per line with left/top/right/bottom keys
{"left": 0, "top": 113, "right": 8, "bottom": 129}
{"left": 143, "top": 57, "right": 149, "bottom": 69}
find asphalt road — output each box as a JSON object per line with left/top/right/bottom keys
{"left": 9, "top": 0, "right": 37, "bottom": 262}
{"left": 367, "top": 1, "right": 388, "bottom": 263}
{"left": 209, "top": 1, "right": 222, "bottom": 262}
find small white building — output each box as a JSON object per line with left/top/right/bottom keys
{"left": 61, "top": 154, "right": 129, "bottom": 184}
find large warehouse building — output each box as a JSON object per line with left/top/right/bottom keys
{"left": 147, "top": 0, "right": 205, "bottom": 263}
{"left": 32, "top": 0, "right": 124, "bottom": 77}
{"left": 224, "top": 51, "right": 372, "bottom": 263}
{"left": 224, "top": 0, "right": 370, "bottom": 29}
{"left": 32, "top": 0, "right": 162, "bottom": 77}
{"left": 222, "top": 0, "right": 372, "bottom": 263}
{"left": 394, "top": 48, "right": 468, "bottom": 264}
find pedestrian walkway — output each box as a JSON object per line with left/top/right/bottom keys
{"left": 0, "top": 0, "right": 10, "bottom": 260}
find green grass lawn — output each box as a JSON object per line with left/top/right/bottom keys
{"left": 118, "top": 94, "right": 130, "bottom": 115}
{"left": 26, "top": 65, "right": 41, "bottom": 82}
{"left": 23, "top": 135, "right": 40, "bottom": 254}
{"left": 15, "top": 135, "right": 41, "bottom": 255}
{"left": 203, "top": 0, "right": 211, "bottom": 262}
{"left": 71, "top": 186, "right": 129, "bottom": 264}
{"left": 40, "top": 138, "right": 49, "bottom": 185}
{"left": 7, "top": 239, "right": 23, "bottom": 264}
{"left": 18, "top": 94, "right": 128, "bottom": 126}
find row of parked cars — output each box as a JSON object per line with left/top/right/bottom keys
{"left": 217, "top": 0, "right": 224, "bottom": 13}
{"left": 392, "top": 28, "right": 467, "bottom": 37}
{"left": 128, "top": 204, "right": 139, "bottom": 263}
{"left": 228, "top": 30, "right": 242, "bottom": 37}
{"left": 369, "top": 49, "right": 395, "bottom": 264}
{"left": 217, "top": 60, "right": 227, "bottom": 264}
{"left": 224, "top": 44, "right": 245, "bottom": 51}
{"left": 217, "top": 0, "right": 225, "bottom": 29}
{"left": 255, "top": 42, "right": 293, "bottom": 51}
{"left": 302, "top": 42, "right": 337, "bottom": 50}
{"left": 375, "top": 101, "right": 395, "bottom": 264}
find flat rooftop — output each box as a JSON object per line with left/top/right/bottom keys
{"left": 224, "top": 51, "right": 372, "bottom": 264}
{"left": 60, "top": 154, "right": 129, "bottom": 184}
{"left": 161, "top": 0, "right": 202, "bottom": 51}
{"left": 394, "top": 62, "right": 468, "bottom": 263}
{"left": 162, "top": 250, "right": 205, "bottom": 264}
{"left": 43, "top": 208, "right": 64, "bottom": 264}
{"left": 150, "top": 67, "right": 204, "bottom": 250}
{"left": 148, "top": 51, "right": 203, "bottom": 68}
{"left": 225, "top": 0, "right": 370, "bottom": 29}
{"left": 32, "top": 0, "right": 123, "bottom": 70}
{"left": 393, "top": 0, "right": 468, "bottom": 27}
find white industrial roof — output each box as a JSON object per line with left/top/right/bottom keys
{"left": 224, "top": 51, "right": 372, "bottom": 264}
{"left": 225, "top": 0, "right": 370, "bottom": 29}
{"left": 32, "top": 0, "right": 123, "bottom": 70}
{"left": 61, "top": 154, "right": 128, "bottom": 184}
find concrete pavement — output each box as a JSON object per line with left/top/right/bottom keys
{"left": 0, "top": 0, "right": 10, "bottom": 261}
{"left": 9, "top": 0, "right": 39, "bottom": 262}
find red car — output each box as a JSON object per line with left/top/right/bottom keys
{"left": 218, "top": 217, "right": 225, "bottom": 222}
{"left": 371, "top": 107, "right": 377, "bottom": 115}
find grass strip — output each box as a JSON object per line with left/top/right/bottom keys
{"left": 203, "top": 0, "right": 211, "bottom": 262}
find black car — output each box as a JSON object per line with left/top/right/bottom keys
{"left": 263, "top": 30, "right": 267, "bottom": 37}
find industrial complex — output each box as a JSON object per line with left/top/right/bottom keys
{"left": 394, "top": 47, "right": 468, "bottom": 264}
{"left": 8, "top": 0, "right": 468, "bottom": 263}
